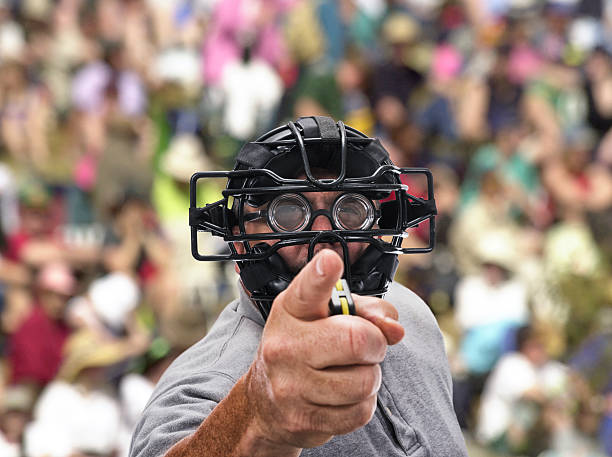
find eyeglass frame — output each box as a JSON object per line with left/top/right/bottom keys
{"left": 241, "top": 192, "right": 381, "bottom": 232}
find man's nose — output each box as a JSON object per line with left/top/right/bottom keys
{"left": 311, "top": 213, "right": 333, "bottom": 231}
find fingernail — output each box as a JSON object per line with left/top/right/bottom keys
{"left": 315, "top": 253, "right": 325, "bottom": 276}
{"left": 384, "top": 316, "right": 398, "bottom": 324}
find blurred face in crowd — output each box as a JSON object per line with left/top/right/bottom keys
{"left": 480, "top": 171, "right": 507, "bottom": 207}
{"left": 336, "top": 58, "right": 365, "bottom": 93}
{"left": 544, "top": 8, "right": 571, "bottom": 35}
{"left": 39, "top": 288, "right": 70, "bottom": 320}
{"left": 522, "top": 336, "right": 548, "bottom": 367}
{"left": 375, "top": 96, "right": 406, "bottom": 132}
{"left": 0, "top": 62, "right": 26, "bottom": 91}
{"left": 586, "top": 50, "right": 612, "bottom": 82}
{"left": 0, "top": 410, "right": 29, "bottom": 444}
{"left": 495, "top": 124, "right": 524, "bottom": 156}
{"left": 482, "top": 263, "right": 510, "bottom": 286}
{"left": 21, "top": 207, "right": 50, "bottom": 237}
{"left": 564, "top": 145, "right": 590, "bottom": 173}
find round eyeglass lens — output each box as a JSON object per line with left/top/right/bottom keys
{"left": 268, "top": 194, "right": 311, "bottom": 232}
{"left": 333, "top": 193, "right": 374, "bottom": 230}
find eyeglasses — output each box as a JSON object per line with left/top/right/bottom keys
{"left": 242, "top": 193, "right": 380, "bottom": 232}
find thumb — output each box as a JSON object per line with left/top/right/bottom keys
{"left": 278, "top": 249, "right": 344, "bottom": 321}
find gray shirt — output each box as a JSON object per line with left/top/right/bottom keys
{"left": 129, "top": 282, "right": 468, "bottom": 456}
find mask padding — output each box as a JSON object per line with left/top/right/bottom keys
{"left": 379, "top": 200, "right": 400, "bottom": 229}
{"left": 238, "top": 244, "right": 294, "bottom": 300}
{"left": 349, "top": 245, "right": 399, "bottom": 295}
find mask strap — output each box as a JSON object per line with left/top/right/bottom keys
{"left": 286, "top": 120, "right": 347, "bottom": 189}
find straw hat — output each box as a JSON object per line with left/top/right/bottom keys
{"left": 381, "top": 13, "right": 420, "bottom": 45}
{"left": 161, "top": 134, "right": 211, "bottom": 182}
{"left": 476, "top": 230, "right": 520, "bottom": 271}
{"left": 57, "top": 330, "right": 127, "bottom": 381}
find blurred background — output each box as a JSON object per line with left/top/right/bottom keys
{"left": 0, "top": 0, "right": 611, "bottom": 456}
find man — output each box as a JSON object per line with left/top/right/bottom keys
{"left": 130, "top": 116, "right": 468, "bottom": 456}
{"left": 8, "top": 261, "right": 75, "bottom": 387}
{"left": 476, "top": 325, "right": 568, "bottom": 455}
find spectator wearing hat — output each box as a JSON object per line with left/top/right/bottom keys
{"left": 0, "top": 384, "right": 36, "bottom": 457}
{"left": 452, "top": 230, "right": 530, "bottom": 428}
{"left": 371, "top": 12, "right": 424, "bottom": 133}
{"left": 4, "top": 183, "right": 58, "bottom": 267}
{"left": 67, "top": 272, "right": 143, "bottom": 338}
{"left": 151, "top": 135, "right": 229, "bottom": 344}
{"left": 476, "top": 325, "right": 569, "bottom": 455}
{"left": 451, "top": 170, "right": 528, "bottom": 275}
{"left": 6, "top": 261, "right": 75, "bottom": 387}
{"left": 24, "top": 330, "right": 132, "bottom": 457}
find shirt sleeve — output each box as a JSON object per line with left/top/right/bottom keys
{"left": 129, "top": 371, "right": 236, "bottom": 457}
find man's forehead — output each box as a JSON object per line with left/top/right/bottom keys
{"left": 294, "top": 171, "right": 342, "bottom": 203}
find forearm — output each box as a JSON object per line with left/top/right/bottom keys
{"left": 164, "top": 370, "right": 301, "bottom": 457}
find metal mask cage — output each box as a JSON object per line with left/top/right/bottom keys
{"left": 189, "top": 165, "right": 436, "bottom": 260}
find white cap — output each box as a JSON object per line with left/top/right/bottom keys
{"left": 89, "top": 273, "right": 140, "bottom": 331}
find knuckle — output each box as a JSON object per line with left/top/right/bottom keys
{"left": 346, "top": 320, "right": 386, "bottom": 363}
{"left": 386, "top": 302, "right": 399, "bottom": 321}
{"left": 360, "top": 365, "right": 382, "bottom": 399}
{"left": 346, "top": 320, "right": 369, "bottom": 361}
{"left": 261, "top": 337, "right": 287, "bottom": 364}
{"left": 374, "top": 338, "right": 388, "bottom": 362}
{"left": 355, "top": 396, "right": 377, "bottom": 427}
{"left": 369, "top": 326, "right": 388, "bottom": 361}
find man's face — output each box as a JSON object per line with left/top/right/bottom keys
{"left": 235, "top": 189, "right": 371, "bottom": 274}
{"left": 39, "top": 289, "right": 69, "bottom": 320}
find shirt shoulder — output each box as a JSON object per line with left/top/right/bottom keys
{"left": 385, "top": 281, "right": 442, "bottom": 341}
{"left": 129, "top": 296, "right": 264, "bottom": 457}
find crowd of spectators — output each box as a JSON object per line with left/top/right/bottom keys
{"left": 0, "top": 0, "right": 611, "bottom": 456}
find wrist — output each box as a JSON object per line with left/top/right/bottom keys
{"left": 239, "top": 365, "right": 302, "bottom": 457}
{"left": 237, "top": 420, "right": 300, "bottom": 457}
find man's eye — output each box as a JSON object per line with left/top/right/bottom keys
{"left": 268, "top": 194, "right": 311, "bottom": 232}
{"left": 334, "top": 194, "right": 374, "bottom": 230}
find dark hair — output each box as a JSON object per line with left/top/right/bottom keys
{"left": 516, "top": 325, "right": 538, "bottom": 352}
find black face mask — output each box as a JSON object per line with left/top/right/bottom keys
{"left": 188, "top": 116, "right": 437, "bottom": 320}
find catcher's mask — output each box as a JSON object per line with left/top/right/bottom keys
{"left": 189, "top": 116, "right": 437, "bottom": 319}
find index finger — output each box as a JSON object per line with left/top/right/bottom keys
{"left": 353, "top": 295, "right": 405, "bottom": 345}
